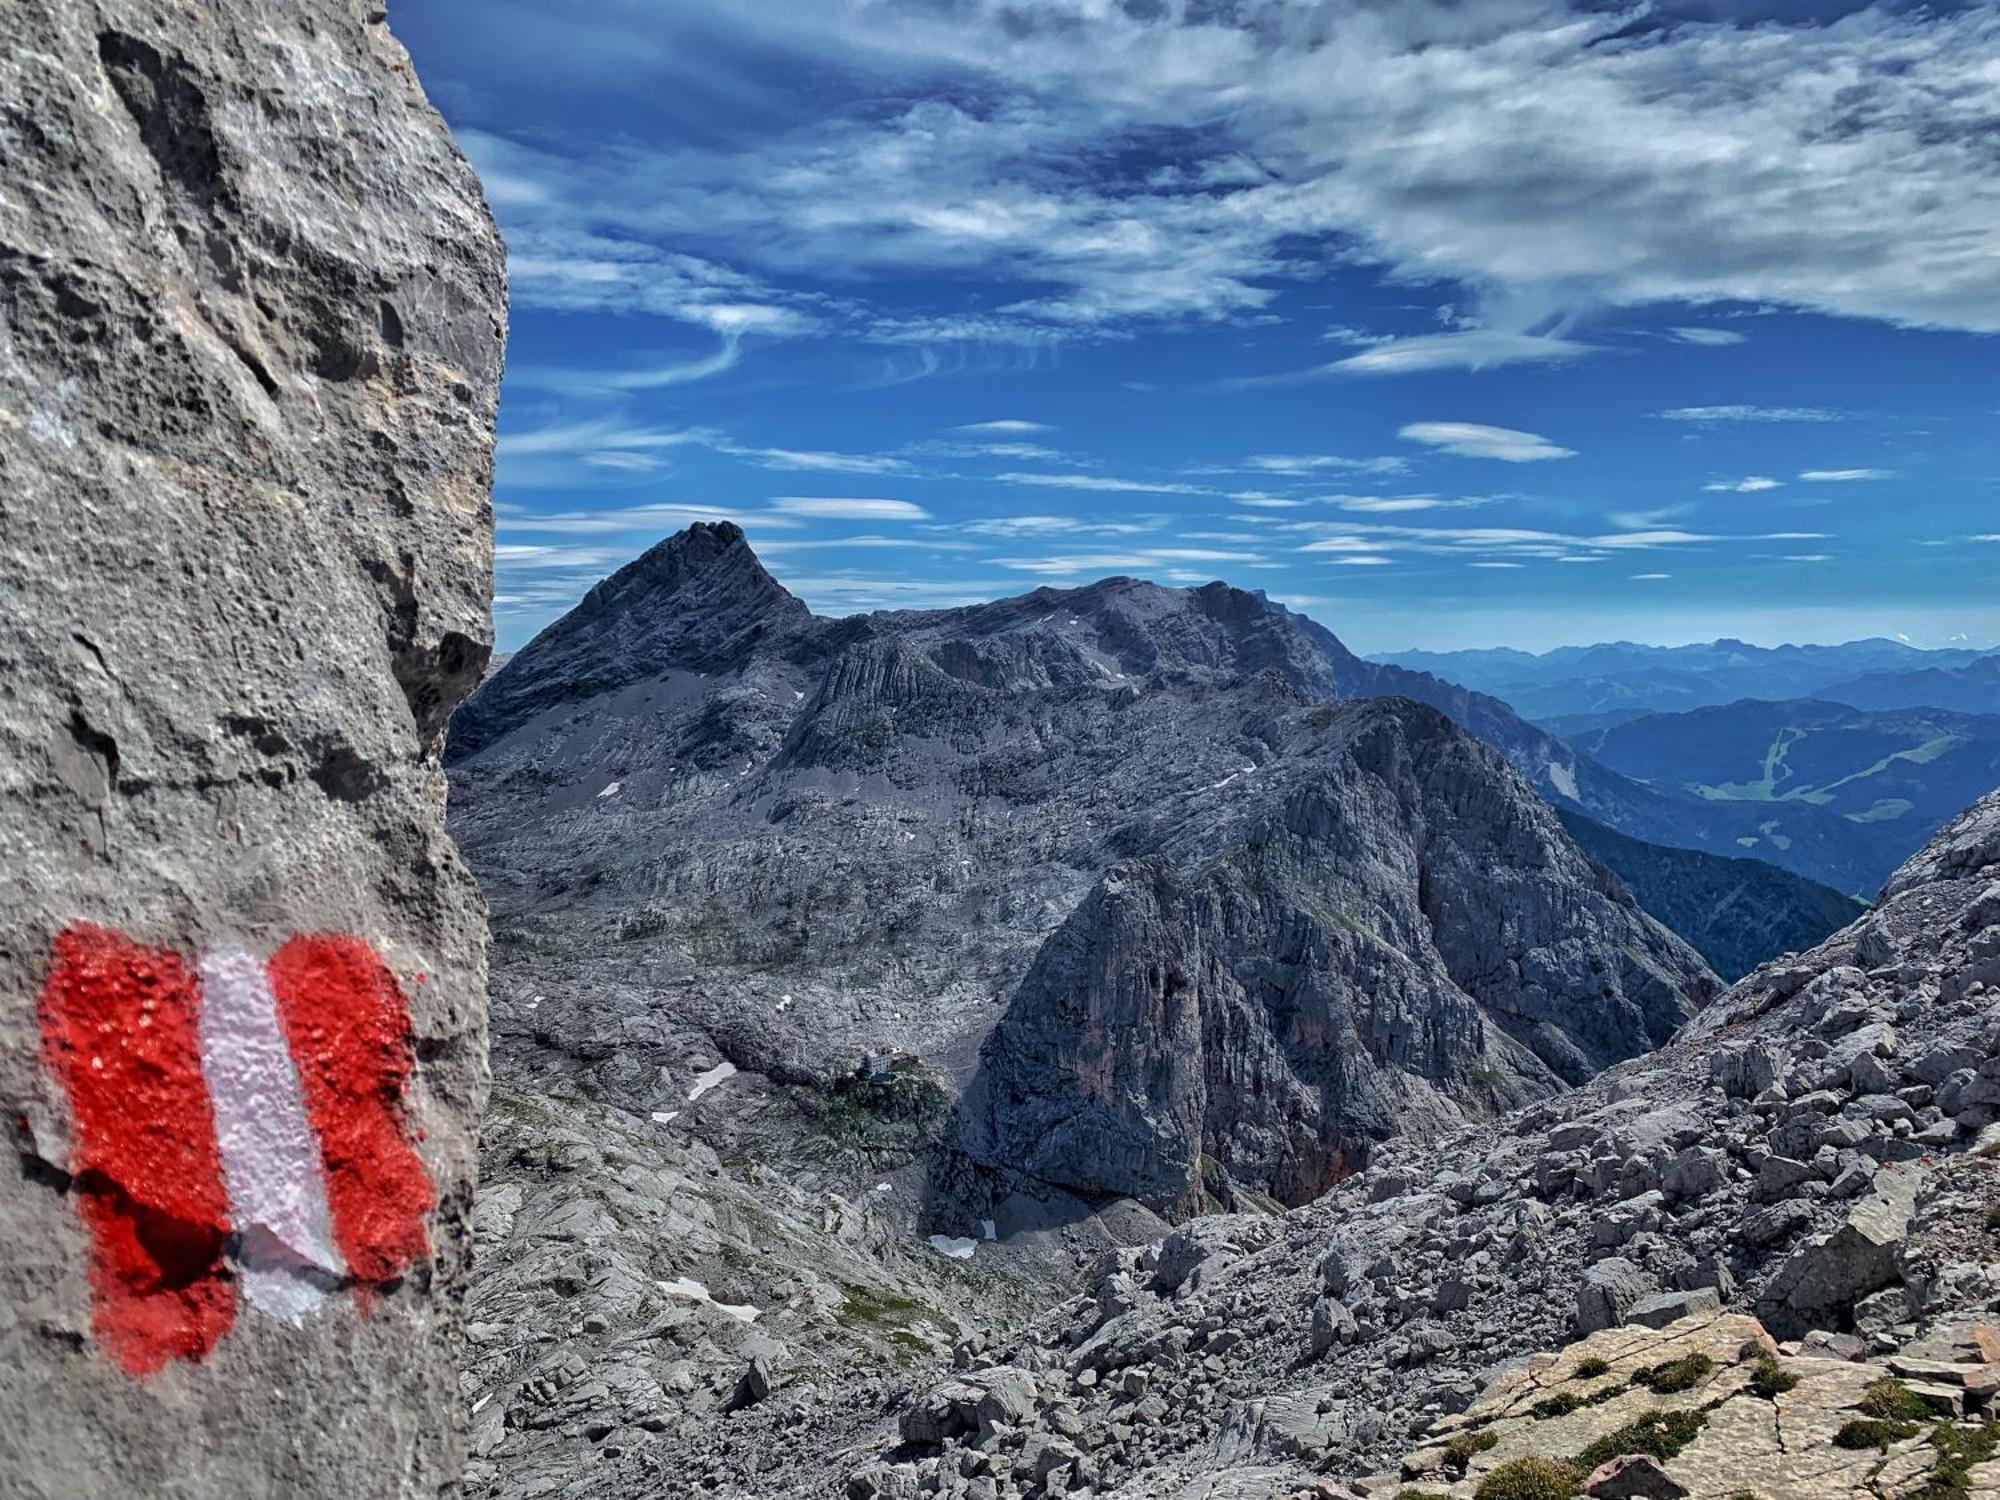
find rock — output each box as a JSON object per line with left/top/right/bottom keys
{"left": 1576, "top": 1258, "right": 1658, "bottom": 1335}
{"left": 1624, "top": 1288, "right": 1721, "bottom": 1330}
{"left": 1585, "top": 1454, "right": 1689, "bottom": 1499}
{"left": 1310, "top": 1298, "right": 1358, "bottom": 1357}
{"left": 1759, "top": 1167, "right": 1924, "bottom": 1331}
{"left": 1, "top": 2, "right": 501, "bottom": 1496}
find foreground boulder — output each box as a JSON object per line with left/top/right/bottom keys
{"left": 1, "top": 1, "right": 503, "bottom": 1495}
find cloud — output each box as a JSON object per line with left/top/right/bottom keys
{"left": 1632, "top": 573, "right": 1673, "bottom": 580}
{"left": 953, "top": 419, "right": 1054, "bottom": 434}
{"left": 1656, "top": 405, "right": 1844, "bottom": 422}
{"left": 769, "top": 497, "right": 929, "bottom": 520}
{"left": 994, "top": 548, "right": 1265, "bottom": 576}
{"left": 1470, "top": 561, "right": 1525, "bottom": 570}
{"left": 956, "top": 515, "right": 1155, "bottom": 537}
{"left": 1799, "top": 468, "right": 1894, "bottom": 482}
{"left": 1241, "top": 454, "right": 1409, "bottom": 476}
{"left": 1669, "top": 328, "right": 1747, "bottom": 347}
{"left": 1399, "top": 422, "right": 1575, "bottom": 463}
{"left": 1704, "top": 476, "right": 1785, "bottom": 492}
{"left": 730, "top": 445, "right": 913, "bottom": 474}
{"left": 457, "top": 4, "right": 2000, "bottom": 350}
{"left": 1321, "top": 332, "right": 1596, "bottom": 377}
{"left": 993, "top": 471, "right": 1213, "bottom": 495}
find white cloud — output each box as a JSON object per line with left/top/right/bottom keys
{"left": 993, "top": 471, "right": 1213, "bottom": 495}
{"left": 994, "top": 547, "right": 1264, "bottom": 575}
{"left": 1470, "top": 561, "right": 1525, "bottom": 570}
{"left": 734, "top": 446, "right": 913, "bottom": 475}
{"left": 957, "top": 515, "right": 1154, "bottom": 537}
{"left": 1799, "top": 468, "right": 1894, "bottom": 482}
{"left": 953, "top": 419, "right": 1054, "bottom": 434}
{"left": 1632, "top": 573, "right": 1673, "bottom": 580}
{"left": 1704, "top": 476, "right": 1785, "bottom": 492}
{"left": 769, "top": 497, "right": 929, "bottom": 521}
{"left": 1399, "top": 422, "right": 1575, "bottom": 463}
{"left": 1322, "top": 332, "right": 1595, "bottom": 377}
{"left": 458, "top": 4, "right": 2000, "bottom": 361}
{"left": 1656, "top": 405, "right": 1844, "bottom": 422}
{"left": 1241, "top": 453, "right": 1409, "bottom": 476}
{"left": 1669, "top": 328, "right": 1747, "bottom": 347}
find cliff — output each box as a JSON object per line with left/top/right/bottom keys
{"left": 0, "top": 2, "right": 504, "bottom": 1494}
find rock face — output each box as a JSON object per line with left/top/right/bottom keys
{"left": 1, "top": 3, "right": 503, "bottom": 1496}
{"left": 959, "top": 704, "right": 1705, "bottom": 1218}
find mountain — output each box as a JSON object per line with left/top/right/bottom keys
{"left": 445, "top": 524, "right": 1719, "bottom": 1495}
{"left": 1371, "top": 638, "right": 1996, "bottom": 723}
{"left": 1569, "top": 698, "right": 2000, "bottom": 892}
{"left": 1553, "top": 809, "right": 1865, "bottom": 980}
{"left": 1816, "top": 653, "right": 2000, "bottom": 715}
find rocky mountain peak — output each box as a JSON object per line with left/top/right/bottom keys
{"left": 448, "top": 523, "right": 812, "bottom": 760}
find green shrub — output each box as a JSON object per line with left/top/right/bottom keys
{"left": 1833, "top": 1417, "right": 1921, "bottom": 1450}
{"left": 1573, "top": 1355, "right": 1612, "bottom": 1379}
{"left": 1572, "top": 1408, "right": 1707, "bottom": 1470}
{"left": 1747, "top": 1355, "right": 1799, "bottom": 1398}
{"left": 1474, "top": 1457, "right": 1584, "bottom": 1500}
{"left": 1398, "top": 1492, "right": 1456, "bottom": 1500}
{"left": 1912, "top": 1421, "right": 2000, "bottom": 1500}
{"left": 1442, "top": 1429, "right": 1500, "bottom": 1474}
{"left": 1532, "top": 1390, "right": 1588, "bottom": 1419}
{"left": 1636, "top": 1352, "right": 1716, "bottom": 1393}
{"left": 1857, "top": 1377, "right": 1932, "bottom": 1420}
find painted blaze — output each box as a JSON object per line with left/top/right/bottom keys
{"left": 35, "top": 923, "right": 433, "bottom": 1375}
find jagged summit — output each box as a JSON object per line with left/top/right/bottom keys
{"left": 447, "top": 522, "right": 812, "bottom": 759}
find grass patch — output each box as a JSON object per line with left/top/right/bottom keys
{"left": 1834, "top": 1417, "right": 1921, "bottom": 1451}
{"left": 1474, "top": 1457, "right": 1584, "bottom": 1500}
{"left": 1909, "top": 1422, "right": 2000, "bottom": 1500}
{"left": 1573, "top": 1408, "right": 1707, "bottom": 1471}
{"left": 1858, "top": 1377, "right": 1932, "bottom": 1421}
{"left": 1747, "top": 1355, "right": 1799, "bottom": 1398}
{"left": 1442, "top": 1430, "right": 1499, "bottom": 1475}
{"left": 1531, "top": 1390, "right": 1589, "bottom": 1419}
{"left": 1574, "top": 1356, "right": 1612, "bottom": 1379}
{"left": 1635, "top": 1352, "right": 1716, "bottom": 1394}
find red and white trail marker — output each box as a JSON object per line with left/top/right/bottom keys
{"left": 35, "top": 924, "right": 434, "bottom": 1375}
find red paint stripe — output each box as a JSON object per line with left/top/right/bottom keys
{"left": 38, "top": 925, "right": 235, "bottom": 1374}
{"left": 266, "top": 936, "right": 432, "bottom": 1287}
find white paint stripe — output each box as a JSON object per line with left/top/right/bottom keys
{"left": 196, "top": 946, "right": 345, "bottom": 1323}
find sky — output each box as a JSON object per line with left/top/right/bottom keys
{"left": 394, "top": 0, "right": 2000, "bottom": 656}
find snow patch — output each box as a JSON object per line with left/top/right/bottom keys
{"left": 1546, "top": 761, "right": 1579, "bottom": 801}
{"left": 657, "top": 1277, "right": 760, "bottom": 1323}
{"left": 1209, "top": 764, "right": 1257, "bottom": 790}
{"left": 651, "top": 1111, "right": 680, "bottom": 1124}
{"left": 597, "top": 780, "right": 622, "bottom": 799}
{"left": 928, "top": 1234, "right": 977, "bottom": 1260}
{"left": 687, "top": 1060, "right": 738, "bottom": 1102}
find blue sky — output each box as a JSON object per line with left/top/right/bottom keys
{"left": 394, "top": 0, "right": 2000, "bottom": 655}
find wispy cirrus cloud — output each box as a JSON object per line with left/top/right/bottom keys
{"left": 1668, "top": 327, "right": 1747, "bottom": 347}
{"left": 1656, "top": 405, "right": 1844, "bottom": 422}
{"left": 1799, "top": 468, "right": 1894, "bottom": 482}
{"left": 1704, "top": 476, "right": 1785, "bottom": 492}
{"left": 770, "top": 497, "right": 929, "bottom": 520}
{"left": 452, "top": 3, "right": 2000, "bottom": 350}
{"left": 1399, "top": 422, "right": 1575, "bottom": 463}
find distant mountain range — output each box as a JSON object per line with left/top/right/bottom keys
{"left": 1564, "top": 698, "right": 2000, "bottom": 885}
{"left": 1371, "top": 638, "right": 1998, "bottom": 723}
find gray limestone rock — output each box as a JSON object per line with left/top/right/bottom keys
{"left": 0, "top": 2, "right": 502, "bottom": 1496}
